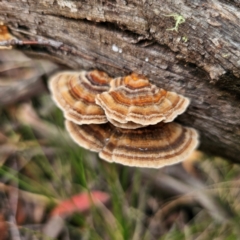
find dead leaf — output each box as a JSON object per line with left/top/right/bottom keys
{"left": 51, "top": 191, "right": 110, "bottom": 217}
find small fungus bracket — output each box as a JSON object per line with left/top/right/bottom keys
{"left": 164, "top": 14, "right": 186, "bottom": 32}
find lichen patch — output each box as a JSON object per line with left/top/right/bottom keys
{"left": 57, "top": 0, "right": 78, "bottom": 13}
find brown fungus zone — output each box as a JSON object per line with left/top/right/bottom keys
{"left": 49, "top": 70, "right": 112, "bottom": 124}
{"left": 95, "top": 73, "right": 190, "bottom": 129}
{"left": 65, "top": 120, "right": 114, "bottom": 152}
{"left": 66, "top": 120, "right": 199, "bottom": 169}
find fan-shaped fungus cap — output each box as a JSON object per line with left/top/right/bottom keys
{"left": 95, "top": 73, "right": 190, "bottom": 128}
{"left": 49, "top": 70, "right": 112, "bottom": 124}
{"left": 100, "top": 122, "right": 199, "bottom": 168}
{"left": 65, "top": 120, "right": 113, "bottom": 152}
{"left": 66, "top": 120, "right": 199, "bottom": 169}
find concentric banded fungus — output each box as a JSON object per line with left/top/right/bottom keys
{"left": 66, "top": 120, "right": 199, "bottom": 169}
{"left": 49, "top": 70, "right": 112, "bottom": 124}
{"left": 96, "top": 73, "right": 190, "bottom": 129}
{"left": 65, "top": 120, "right": 113, "bottom": 152}
{"left": 100, "top": 122, "right": 199, "bottom": 168}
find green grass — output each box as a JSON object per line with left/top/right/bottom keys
{"left": 1, "top": 96, "right": 240, "bottom": 239}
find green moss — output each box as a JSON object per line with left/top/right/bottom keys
{"left": 182, "top": 36, "right": 188, "bottom": 42}
{"left": 164, "top": 13, "right": 186, "bottom": 32}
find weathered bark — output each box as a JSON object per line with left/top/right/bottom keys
{"left": 0, "top": 0, "right": 240, "bottom": 162}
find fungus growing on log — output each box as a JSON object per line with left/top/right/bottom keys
{"left": 95, "top": 73, "right": 190, "bottom": 129}
{"left": 49, "top": 70, "right": 112, "bottom": 124}
{"left": 65, "top": 120, "right": 199, "bottom": 168}
{"left": 49, "top": 70, "right": 199, "bottom": 168}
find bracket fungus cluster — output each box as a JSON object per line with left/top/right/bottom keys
{"left": 49, "top": 70, "right": 199, "bottom": 168}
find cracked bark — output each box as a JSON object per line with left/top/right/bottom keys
{"left": 0, "top": 0, "right": 240, "bottom": 162}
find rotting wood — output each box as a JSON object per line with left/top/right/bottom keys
{"left": 0, "top": 0, "right": 240, "bottom": 162}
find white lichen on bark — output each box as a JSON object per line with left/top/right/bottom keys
{"left": 57, "top": 0, "right": 78, "bottom": 13}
